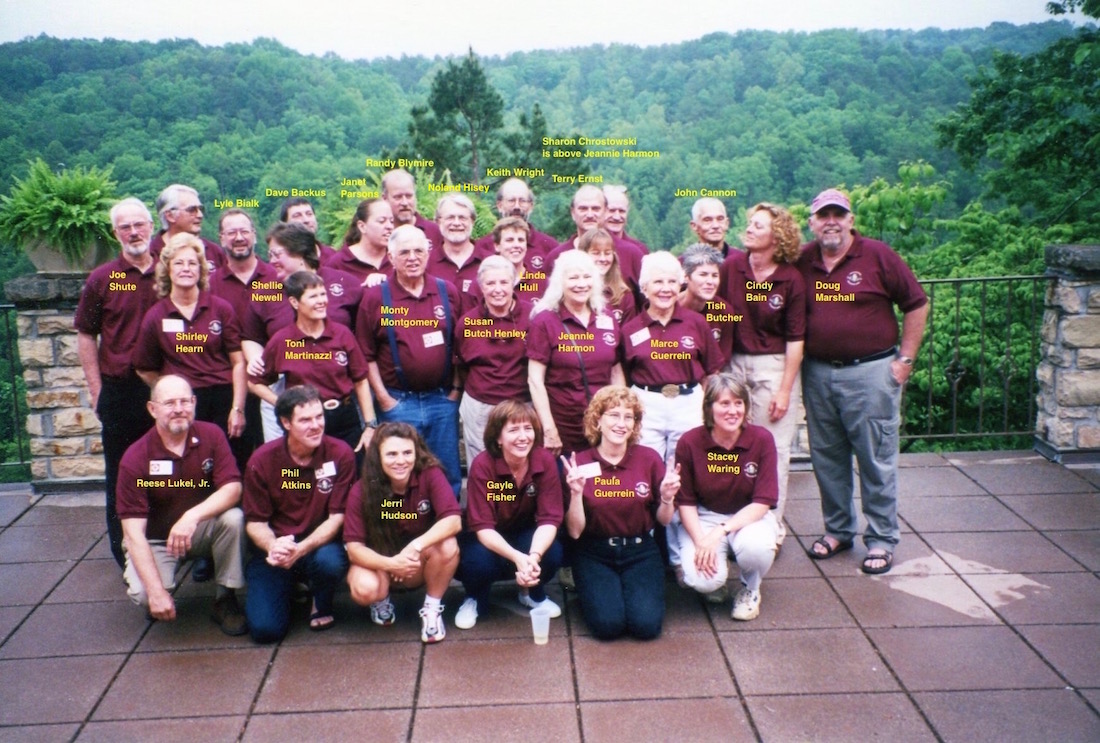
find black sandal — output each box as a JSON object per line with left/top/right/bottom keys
{"left": 860, "top": 551, "right": 894, "bottom": 575}
{"left": 807, "top": 536, "right": 854, "bottom": 560}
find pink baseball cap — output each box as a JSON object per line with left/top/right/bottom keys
{"left": 810, "top": 189, "right": 851, "bottom": 214}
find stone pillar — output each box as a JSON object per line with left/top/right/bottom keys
{"left": 6, "top": 274, "right": 105, "bottom": 493}
{"left": 1036, "top": 245, "right": 1100, "bottom": 462}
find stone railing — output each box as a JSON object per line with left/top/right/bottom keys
{"left": 1036, "top": 245, "right": 1100, "bottom": 462}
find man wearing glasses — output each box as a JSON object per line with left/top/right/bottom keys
{"left": 149, "top": 183, "right": 227, "bottom": 271}
{"left": 75, "top": 197, "right": 161, "bottom": 569}
{"left": 116, "top": 374, "right": 248, "bottom": 635}
{"left": 430, "top": 194, "right": 487, "bottom": 313}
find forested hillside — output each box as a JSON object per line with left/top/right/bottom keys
{"left": 0, "top": 21, "right": 1080, "bottom": 254}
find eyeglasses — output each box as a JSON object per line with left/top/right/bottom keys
{"left": 394, "top": 247, "right": 429, "bottom": 258}
{"left": 602, "top": 411, "right": 636, "bottom": 424}
{"left": 172, "top": 205, "right": 203, "bottom": 215}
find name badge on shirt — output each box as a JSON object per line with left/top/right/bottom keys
{"left": 595, "top": 314, "right": 614, "bottom": 330}
{"left": 629, "top": 327, "right": 651, "bottom": 346}
{"left": 423, "top": 330, "right": 444, "bottom": 348}
{"left": 462, "top": 279, "right": 472, "bottom": 293}
{"left": 574, "top": 461, "right": 602, "bottom": 480}
{"left": 161, "top": 318, "right": 185, "bottom": 333}
{"left": 150, "top": 460, "right": 173, "bottom": 476}
{"left": 315, "top": 461, "right": 337, "bottom": 479}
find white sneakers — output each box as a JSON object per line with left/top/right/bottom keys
{"left": 731, "top": 587, "right": 761, "bottom": 621}
{"left": 419, "top": 603, "right": 446, "bottom": 643}
{"left": 455, "top": 597, "right": 479, "bottom": 629}
{"left": 517, "top": 592, "right": 562, "bottom": 617}
{"left": 370, "top": 597, "right": 396, "bottom": 627}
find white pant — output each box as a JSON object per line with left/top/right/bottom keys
{"left": 261, "top": 376, "right": 286, "bottom": 442}
{"left": 458, "top": 393, "right": 496, "bottom": 466}
{"left": 726, "top": 353, "right": 800, "bottom": 528}
{"left": 633, "top": 385, "right": 705, "bottom": 462}
{"left": 673, "top": 508, "right": 777, "bottom": 593}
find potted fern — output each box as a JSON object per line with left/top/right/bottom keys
{"left": 0, "top": 159, "right": 117, "bottom": 275}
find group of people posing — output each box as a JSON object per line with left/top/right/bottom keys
{"left": 77, "top": 170, "right": 928, "bottom": 643}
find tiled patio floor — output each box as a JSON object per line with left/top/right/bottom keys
{"left": 1, "top": 451, "right": 1097, "bottom": 742}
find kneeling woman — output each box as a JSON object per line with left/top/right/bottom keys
{"left": 344, "top": 423, "right": 461, "bottom": 643}
{"left": 672, "top": 374, "right": 779, "bottom": 621}
{"left": 455, "top": 400, "right": 564, "bottom": 629}
{"left": 562, "top": 386, "right": 679, "bottom": 640}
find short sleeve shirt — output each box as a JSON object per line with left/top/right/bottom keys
{"left": 343, "top": 465, "right": 461, "bottom": 544}
{"left": 573, "top": 445, "right": 665, "bottom": 539}
{"left": 253, "top": 320, "right": 369, "bottom": 400}
{"left": 465, "top": 448, "right": 563, "bottom": 533}
{"left": 620, "top": 305, "right": 724, "bottom": 386}
{"left": 674, "top": 424, "right": 778, "bottom": 515}
{"left": 116, "top": 421, "right": 241, "bottom": 540}
{"left": 73, "top": 256, "right": 159, "bottom": 378}
{"left": 132, "top": 292, "right": 242, "bottom": 388}
{"left": 720, "top": 253, "right": 807, "bottom": 355}
{"left": 455, "top": 299, "right": 532, "bottom": 404}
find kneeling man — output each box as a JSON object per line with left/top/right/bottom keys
{"left": 117, "top": 374, "right": 247, "bottom": 635}
{"left": 243, "top": 385, "right": 355, "bottom": 642}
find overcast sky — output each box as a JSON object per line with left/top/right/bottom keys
{"left": 0, "top": 0, "right": 1070, "bottom": 60}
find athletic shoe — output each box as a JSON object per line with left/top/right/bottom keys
{"left": 705, "top": 584, "right": 729, "bottom": 604}
{"left": 517, "top": 592, "right": 562, "bottom": 618}
{"left": 455, "top": 598, "right": 478, "bottom": 629}
{"left": 419, "top": 603, "right": 446, "bottom": 643}
{"left": 731, "top": 587, "right": 761, "bottom": 621}
{"left": 370, "top": 597, "right": 396, "bottom": 627}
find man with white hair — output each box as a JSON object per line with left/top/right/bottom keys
{"left": 150, "top": 183, "right": 226, "bottom": 271}
{"left": 690, "top": 197, "right": 734, "bottom": 257}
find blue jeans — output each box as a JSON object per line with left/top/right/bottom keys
{"left": 573, "top": 534, "right": 665, "bottom": 640}
{"left": 802, "top": 355, "right": 902, "bottom": 551}
{"left": 456, "top": 529, "right": 564, "bottom": 613}
{"left": 380, "top": 388, "right": 461, "bottom": 496}
{"left": 244, "top": 542, "right": 349, "bottom": 644}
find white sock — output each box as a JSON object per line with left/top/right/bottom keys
{"left": 423, "top": 595, "right": 442, "bottom": 612}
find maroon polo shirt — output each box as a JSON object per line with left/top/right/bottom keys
{"left": 674, "top": 424, "right": 778, "bottom": 514}
{"left": 527, "top": 306, "right": 622, "bottom": 453}
{"left": 429, "top": 244, "right": 490, "bottom": 315}
{"left": 474, "top": 224, "right": 559, "bottom": 264}
{"left": 456, "top": 299, "right": 532, "bottom": 404}
{"left": 117, "top": 421, "right": 241, "bottom": 541}
{"left": 323, "top": 247, "right": 391, "bottom": 285}
{"left": 149, "top": 231, "right": 227, "bottom": 272}
{"left": 132, "top": 292, "right": 242, "bottom": 388}
{"left": 73, "top": 255, "right": 159, "bottom": 379}
{"left": 514, "top": 261, "right": 549, "bottom": 302}
{"left": 343, "top": 465, "right": 461, "bottom": 545}
{"left": 317, "top": 242, "right": 338, "bottom": 264}
{"left": 617, "top": 232, "right": 650, "bottom": 255}
{"left": 719, "top": 253, "right": 806, "bottom": 355}
{"left": 356, "top": 275, "right": 460, "bottom": 391}
{"left": 253, "top": 320, "right": 369, "bottom": 401}
{"left": 242, "top": 266, "right": 362, "bottom": 344}
{"left": 243, "top": 435, "right": 354, "bottom": 540}
{"left": 574, "top": 444, "right": 665, "bottom": 539}
{"left": 544, "top": 237, "right": 643, "bottom": 288}
{"left": 465, "top": 447, "right": 563, "bottom": 533}
{"left": 209, "top": 259, "right": 281, "bottom": 321}
{"left": 605, "top": 287, "right": 638, "bottom": 326}
{"left": 697, "top": 297, "right": 737, "bottom": 362}
{"left": 796, "top": 231, "right": 927, "bottom": 362}
{"left": 414, "top": 213, "right": 445, "bottom": 252}
{"left": 620, "top": 305, "right": 723, "bottom": 387}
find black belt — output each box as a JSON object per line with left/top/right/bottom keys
{"left": 636, "top": 382, "right": 697, "bottom": 398}
{"left": 589, "top": 529, "right": 654, "bottom": 547}
{"left": 814, "top": 347, "right": 895, "bottom": 368}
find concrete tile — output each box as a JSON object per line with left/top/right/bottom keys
{"left": 15, "top": 504, "right": 103, "bottom": 526}
{"left": 998, "top": 493, "right": 1100, "bottom": 530}
{"left": 45, "top": 558, "right": 125, "bottom": 603}
{"left": 925, "top": 531, "right": 1087, "bottom": 574}
{"left": 1049, "top": 530, "right": 1100, "bottom": 571}
{"left": 915, "top": 690, "right": 1100, "bottom": 743}
{"left": 255, "top": 642, "right": 418, "bottom": 712}
{"left": 899, "top": 496, "right": 1031, "bottom": 532}
{"left": 707, "top": 577, "right": 852, "bottom": 632}
{"left": 0, "top": 560, "right": 72, "bottom": 606}
{"left": 0, "top": 523, "right": 105, "bottom": 563}
{"left": 0, "top": 601, "right": 147, "bottom": 659}
{"left": 958, "top": 461, "right": 1095, "bottom": 495}
{"left": 1081, "top": 688, "right": 1100, "bottom": 710}
{"left": 784, "top": 496, "right": 914, "bottom": 540}
{"left": 766, "top": 541, "right": 822, "bottom": 578}
{"left": 246, "top": 710, "right": 409, "bottom": 743}
{"left": 414, "top": 704, "right": 578, "bottom": 743}
{"left": 582, "top": 698, "right": 753, "bottom": 743}
{"left": 899, "top": 453, "right": 950, "bottom": 467}
{"left": 95, "top": 648, "right": 272, "bottom": 719}
{"left": 419, "top": 638, "right": 574, "bottom": 707}
{"left": 440, "top": 583, "right": 571, "bottom": 642}
{"left": 722, "top": 628, "right": 898, "bottom": 695}
{"left": 136, "top": 596, "right": 254, "bottom": 652}
{"left": 0, "top": 495, "right": 32, "bottom": 528}
{"left": 746, "top": 693, "right": 936, "bottom": 742}
{"left": 945, "top": 451, "right": 1045, "bottom": 465}
{"left": 965, "top": 572, "right": 1100, "bottom": 625}
{"left": 898, "top": 466, "right": 986, "bottom": 497}
{"left": 787, "top": 471, "right": 822, "bottom": 500}
{"left": 78, "top": 717, "right": 244, "bottom": 742}
{"left": 832, "top": 574, "right": 1000, "bottom": 627}
{"left": 1071, "top": 466, "right": 1100, "bottom": 488}
{"left": 869, "top": 627, "right": 1063, "bottom": 691}
{"left": 794, "top": 535, "right": 952, "bottom": 578}
{"left": 0, "top": 604, "right": 32, "bottom": 643}
{"left": 0, "top": 724, "right": 78, "bottom": 742}
{"left": 1017, "top": 624, "right": 1100, "bottom": 688}
{"left": 0, "top": 654, "right": 125, "bottom": 725}
{"left": 574, "top": 633, "right": 734, "bottom": 701}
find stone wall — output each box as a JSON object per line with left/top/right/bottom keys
{"left": 1036, "top": 245, "right": 1100, "bottom": 461}
{"left": 7, "top": 275, "right": 103, "bottom": 492}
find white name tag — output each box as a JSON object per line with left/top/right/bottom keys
{"left": 595, "top": 314, "right": 614, "bottom": 330}
{"left": 315, "top": 461, "right": 337, "bottom": 479}
{"left": 423, "top": 330, "right": 444, "bottom": 348}
{"left": 629, "top": 327, "right": 651, "bottom": 346}
{"left": 462, "top": 279, "right": 472, "bottom": 293}
{"left": 575, "top": 461, "right": 602, "bottom": 480}
{"left": 161, "top": 318, "right": 185, "bottom": 333}
{"left": 150, "top": 460, "right": 173, "bottom": 476}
